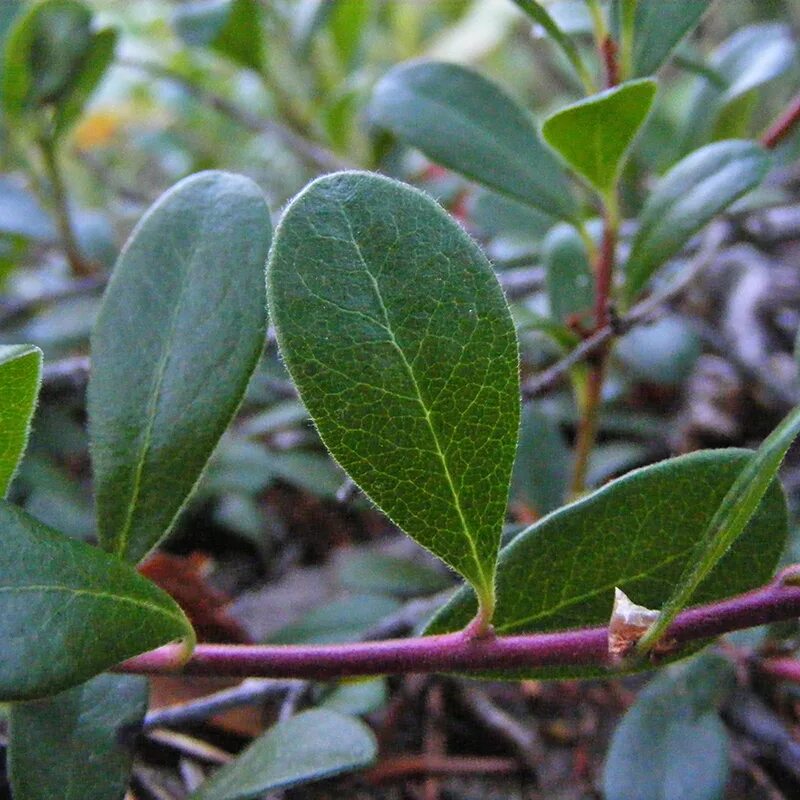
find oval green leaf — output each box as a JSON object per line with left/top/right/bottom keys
{"left": 191, "top": 709, "right": 377, "bottom": 800}
{"left": 369, "top": 61, "right": 577, "bottom": 220}
{"left": 426, "top": 449, "right": 787, "bottom": 678}
{"left": 542, "top": 222, "right": 594, "bottom": 325}
{"left": 88, "top": 171, "right": 272, "bottom": 565}
{"left": 625, "top": 140, "right": 769, "bottom": 301}
{"left": 628, "top": 0, "right": 714, "bottom": 78}
{"left": 9, "top": 674, "right": 149, "bottom": 800}
{"left": 268, "top": 171, "right": 520, "bottom": 612}
{"left": 542, "top": 79, "right": 657, "bottom": 196}
{"left": 0, "top": 500, "right": 193, "bottom": 700}
{"left": 603, "top": 654, "right": 732, "bottom": 800}
{"left": 0, "top": 344, "right": 41, "bottom": 497}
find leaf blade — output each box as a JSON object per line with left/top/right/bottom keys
{"left": 542, "top": 79, "right": 657, "bottom": 196}
{"left": 88, "top": 171, "right": 272, "bottom": 565}
{"left": 369, "top": 60, "right": 577, "bottom": 220}
{"left": 624, "top": 140, "right": 769, "bottom": 301}
{"left": 268, "top": 171, "right": 519, "bottom": 612}
{"left": 427, "top": 449, "right": 786, "bottom": 678}
{"left": 191, "top": 709, "right": 377, "bottom": 800}
{"left": 9, "top": 674, "right": 149, "bottom": 800}
{"left": 0, "top": 344, "right": 41, "bottom": 497}
{"left": 0, "top": 499, "right": 193, "bottom": 700}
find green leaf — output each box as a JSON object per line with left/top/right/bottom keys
{"left": 603, "top": 654, "right": 732, "bottom": 800}
{"left": 0, "top": 345, "right": 41, "bottom": 497}
{"left": 9, "top": 674, "right": 148, "bottom": 800}
{"left": 174, "top": 0, "right": 265, "bottom": 71}
{"left": 268, "top": 171, "right": 520, "bottom": 614}
{"left": 629, "top": 0, "right": 714, "bottom": 78}
{"left": 52, "top": 26, "right": 116, "bottom": 140}
{"left": 329, "top": 0, "right": 370, "bottom": 67}
{"left": 1, "top": 0, "right": 92, "bottom": 118}
{"left": 322, "top": 678, "right": 388, "bottom": 716}
{"left": 511, "top": 404, "right": 571, "bottom": 517}
{"left": 511, "top": 0, "right": 593, "bottom": 91}
{"left": 191, "top": 709, "right": 377, "bottom": 800}
{"left": 639, "top": 405, "right": 800, "bottom": 654}
{"left": 0, "top": 500, "right": 194, "bottom": 700}
{"left": 337, "top": 551, "right": 451, "bottom": 598}
{"left": 269, "top": 595, "right": 401, "bottom": 645}
{"left": 542, "top": 222, "right": 593, "bottom": 325}
{"left": 624, "top": 140, "right": 769, "bottom": 301}
{"left": 682, "top": 23, "right": 796, "bottom": 151}
{"left": 369, "top": 61, "right": 577, "bottom": 220}
{"left": 88, "top": 171, "right": 272, "bottom": 565}
{"left": 426, "top": 449, "right": 786, "bottom": 678}
{"left": 542, "top": 79, "right": 657, "bottom": 196}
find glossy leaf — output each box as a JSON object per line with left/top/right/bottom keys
{"left": 174, "top": 0, "right": 264, "bottom": 71}
{"left": 89, "top": 171, "right": 272, "bottom": 565}
{"left": 629, "top": 0, "right": 714, "bottom": 77}
{"left": 369, "top": 61, "right": 576, "bottom": 220}
{"left": 640, "top": 405, "right": 800, "bottom": 653}
{"left": 542, "top": 222, "right": 593, "bottom": 325}
{"left": 191, "top": 709, "right": 377, "bottom": 800}
{"left": 268, "top": 171, "right": 519, "bottom": 611}
{"left": 9, "top": 674, "right": 148, "bottom": 800}
{"left": 603, "top": 655, "right": 733, "bottom": 800}
{"left": 625, "top": 140, "right": 769, "bottom": 301}
{"left": 542, "top": 79, "right": 657, "bottom": 196}
{"left": 0, "top": 345, "right": 41, "bottom": 497}
{"left": 0, "top": 500, "right": 193, "bottom": 700}
{"left": 427, "top": 450, "right": 786, "bottom": 678}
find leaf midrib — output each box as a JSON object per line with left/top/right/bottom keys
{"left": 339, "top": 204, "right": 492, "bottom": 594}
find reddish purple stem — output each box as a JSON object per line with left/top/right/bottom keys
{"left": 119, "top": 575, "right": 800, "bottom": 679}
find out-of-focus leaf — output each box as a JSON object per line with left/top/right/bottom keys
{"left": 625, "top": 140, "right": 769, "bottom": 301}
{"left": 427, "top": 450, "right": 786, "bottom": 679}
{"left": 337, "top": 551, "right": 451, "bottom": 598}
{"left": 190, "top": 710, "right": 377, "bottom": 800}
{"left": 9, "top": 674, "right": 148, "bottom": 800}
{"left": 322, "top": 678, "right": 388, "bottom": 716}
{"left": 0, "top": 345, "right": 41, "bottom": 497}
{"left": 542, "top": 79, "right": 657, "bottom": 196}
{"left": 88, "top": 171, "right": 272, "bottom": 565}
{"left": 370, "top": 61, "right": 576, "bottom": 219}
{"left": 268, "top": 171, "right": 520, "bottom": 613}
{"left": 468, "top": 189, "right": 552, "bottom": 243}
{"left": 682, "top": 23, "right": 796, "bottom": 150}
{"left": 628, "top": 0, "right": 714, "bottom": 77}
{"left": 542, "top": 222, "right": 593, "bottom": 325}
{"left": 329, "top": 0, "right": 370, "bottom": 67}
{"left": 603, "top": 655, "right": 733, "bottom": 800}
{"left": 0, "top": 500, "right": 194, "bottom": 700}
{"left": 511, "top": 404, "right": 571, "bottom": 517}
{"left": 269, "top": 594, "right": 401, "bottom": 645}
{"left": 174, "top": 0, "right": 265, "bottom": 71}
{"left": 616, "top": 315, "right": 700, "bottom": 386}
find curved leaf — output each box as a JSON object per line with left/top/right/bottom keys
{"left": 268, "top": 171, "right": 519, "bottom": 611}
{"left": 426, "top": 449, "right": 786, "bottom": 678}
{"left": 625, "top": 140, "right": 769, "bottom": 301}
{"left": 542, "top": 222, "right": 593, "bottom": 324}
{"left": 191, "top": 709, "right": 377, "bottom": 800}
{"left": 0, "top": 344, "right": 41, "bottom": 497}
{"left": 0, "top": 500, "right": 193, "bottom": 700}
{"left": 369, "top": 60, "right": 576, "bottom": 220}
{"left": 542, "top": 79, "right": 657, "bottom": 196}
{"left": 9, "top": 674, "right": 148, "bottom": 800}
{"left": 88, "top": 171, "right": 272, "bottom": 564}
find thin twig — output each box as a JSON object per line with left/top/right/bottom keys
{"left": 522, "top": 222, "right": 729, "bottom": 400}
{"left": 761, "top": 91, "right": 800, "bottom": 150}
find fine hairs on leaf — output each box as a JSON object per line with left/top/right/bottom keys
{"left": 268, "top": 170, "right": 520, "bottom": 625}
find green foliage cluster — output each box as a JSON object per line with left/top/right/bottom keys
{"left": 0, "top": 0, "right": 799, "bottom": 797}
